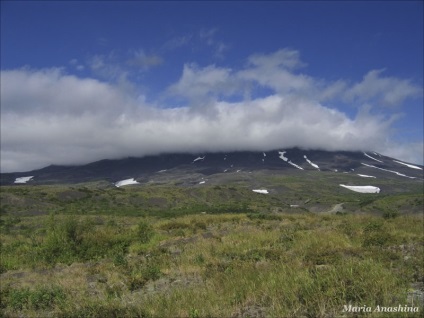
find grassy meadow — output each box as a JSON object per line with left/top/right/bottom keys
{"left": 0, "top": 180, "right": 423, "bottom": 317}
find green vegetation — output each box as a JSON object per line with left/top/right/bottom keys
{"left": 0, "top": 181, "right": 423, "bottom": 317}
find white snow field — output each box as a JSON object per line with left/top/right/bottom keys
{"left": 252, "top": 189, "right": 269, "bottom": 194}
{"left": 192, "top": 156, "right": 205, "bottom": 163}
{"left": 393, "top": 160, "right": 423, "bottom": 170}
{"left": 14, "top": 176, "right": 34, "bottom": 184}
{"left": 363, "top": 152, "right": 383, "bottom": 163}
{"left": 357, "top": 174, "right": 376, "bottom": 178}
{"left": 278, "top": 151, "right": 289, "bottom": 161}
{"left": 278, "top": 151, "right": 304, "bottom": 170}
{"left": 304, "top": 155, "right": 319, "bottom": 169}
{"left": 361, "top": 163, "right": 415, "bottom": 179}
{"left": 115, "top": 178, "right": 139, "bottom": 187}
{"left": 199, "top": 181, "right": 206, "bottom": 184}
{"left": 339, "top": 184, "right": 380, "bottom": 193}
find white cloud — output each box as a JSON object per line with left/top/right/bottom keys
{"left": 167, "top": 63, "right": 238, "bottom": 102}
{"left": 198, "top": 28, "right": 228, "bottom": 58}
{"left": 237, "top": 49, "right": 314, "bottom": 96}
{"left": 344, "top": 69, "right": 422, "bottom": 106}
{"left": 0, "top": 68, "right": 133, "bottom": 116}
{"left": 127, "top": 50, "right": 163, "bottom": 70}
{"left": 319, "top": 80, "right": 348, "bottom": 101}
{"left": 246, "top": 48, "right": 306, "bottom": 70}
{"left": 88, "top": 55, "right": 121, "bottom": 80}
{"left": 1, "top": 49, "right": 423, "bottom": 172}
{"left": 382, "top": 141, "right": 424, "bottom": 166}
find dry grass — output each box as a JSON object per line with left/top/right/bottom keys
{"left": 1, "top": 211, "right": 423, "bottom": 317}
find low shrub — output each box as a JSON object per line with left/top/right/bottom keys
{"left": 136, "top": 220, "right": 154, "bottom": 243}
{"left": 5, "top": 285, "right": 66, "bottom": 310}
{"left": 362, "top": 221, "right": 394, "bottom": 247}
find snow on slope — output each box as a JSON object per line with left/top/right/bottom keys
{"left": 252, "top": 189, "right": 269, "bottom": 194}
{"left": 361, "top": 163, "right": 415, "bottom": 179}
{"left": 115, "top": 178, "right": 139, "bottom": 187}
{"left": 278, "top": 151, "right": 289, "bottom": 161}
{"left": 340, "top": 184, "right": 380, "bottom": 193}
{"left": 304, "top": 155, "right": 319, "bottom": 169}
{"left": 278, "top": 151, "right": 304, "bottom": 170}
{"left": 393, "top": 160, "right": 423, "bottom": 170}
{"left": 357, "top": 174, "right": 376, "bottom": 178}
{"left": 14, "top": 176, "right": 34, "bottom": 184}
{"left": 364, "top": 152, "right": 383, "bottom": 163}
{"left": 192, "top": 156, "right": 205, "bottom": 163}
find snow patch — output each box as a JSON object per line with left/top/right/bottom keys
{"left": 393, "top": 160, "right": 423, "bottom": 170}
{"left": 115, "top": 178, "right": 139, "bottom": 187}
{"left": 361, "top": 163, "right": 415, "bottom": 179}
{"left": 157, "top": 169, "right": 167, "bottom": 173}
{"left": 340, "top": 184, "right": 380, "bottom": 193}
{"left": 278, "top": 151, "right": 304, "bottom": 170}
{"left": 263, "top": 152, "right": 266, "bottom": 157}
{"left": 199, "top": 181, "right": 206, "bottom": 184}
{"left": 192, "top": 156, "right": 205, "bottom": 163}
{"left": 364, "top": 152, "right": 383, "bottom": 163}
{"left": 303, "top": 155, "right": 319, "bottom": 169}
{"left": 357, "top": 174, "right": 376, "bottom": 178}
{"left": 14, "top": 176, "right": 34, "bottom": 184}
{"left": 252, "top": 189, "right": 269, "bottom": 194}
{"left": 278, "top": 151, "right": 288, "bottom": 161}
{"left": 289, "top": 161, "right": 304, "bottom": 170}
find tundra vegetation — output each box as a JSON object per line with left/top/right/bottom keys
{"left": 0, "top": 178, "right": 423, "bottom": 317}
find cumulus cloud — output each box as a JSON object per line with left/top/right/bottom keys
{"left": 344, "top": 69, "right": 422, "bottom": 107}
{"left": 1, "top": 49, "right": 423, "bottom": 172}
{"left": 167, "top": 63, "right": 239, "bottom": 103}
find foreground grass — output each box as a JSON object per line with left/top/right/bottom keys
{"left": 1, "top": 211, "right": 423, "bottom": 317}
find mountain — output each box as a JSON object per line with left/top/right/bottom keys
{"left": 1, "top": 148, "right": 423, "bottom": 186}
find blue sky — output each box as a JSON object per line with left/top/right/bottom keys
{"left": 1, "top": 1, "right": 423, "bottom": 172}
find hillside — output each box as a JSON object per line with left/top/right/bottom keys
{"left": 0, "top": 148, "right": 423, "bottom": 317}
{"left": 1, "top": 148, "right": 423, "bottom": 186}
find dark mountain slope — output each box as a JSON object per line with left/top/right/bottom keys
{"left": 1, "top": 148, "right": 422, "bottom": 186}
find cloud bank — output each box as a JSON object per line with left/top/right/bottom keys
{"left": 1, "top": 49, "right": 422, "bottom": 172}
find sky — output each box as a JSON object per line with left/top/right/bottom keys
{"left": 1, "top": 1, "right": 423, "bottom": 172}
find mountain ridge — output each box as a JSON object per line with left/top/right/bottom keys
{"left": 1, "top": 148, "right": 422, "bottom": 186}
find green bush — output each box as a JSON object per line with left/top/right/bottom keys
{"left": 113, "top": 252, "right": 128, "bottom": 267}
{"left": 6, "top": 285, "right": 66, "bottom": 310}
{"left": 127, "top": 263, "right": 161, "bottom": 291}
{"left": 383, "top": 210, "right": 399, "bottom": 219}
{"left": 136, "top": 220, "right": 154, "bottom": 243}
{"left": 362, "top": 221, "right": 393, "bottom": 247}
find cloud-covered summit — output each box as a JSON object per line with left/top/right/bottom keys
{"left": 1, "top": 48, "right": 422, "bottom": 172}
